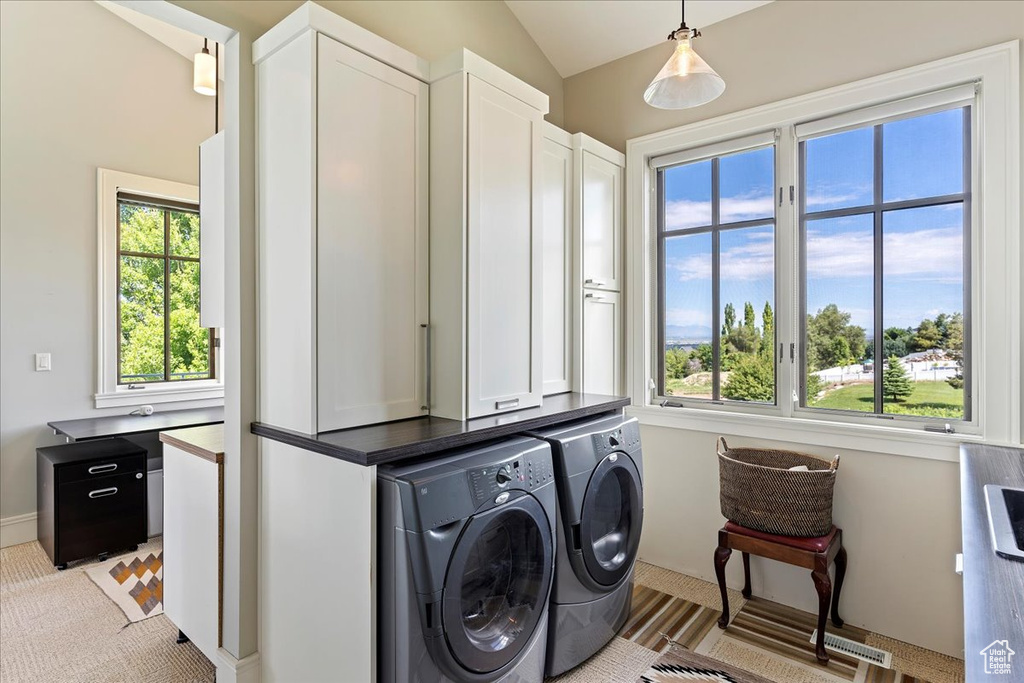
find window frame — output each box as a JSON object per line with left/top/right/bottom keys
{"left": 115, "top": 193, "right": 216, "bottom": 386}
{"left": 624, "top": 42, "right": 1020, "bottom": 460}
{"left": 97, "top": 168, "right": 223, "bottom": 408}
{"left": 653, "top": 135, "right": 778, "bottom": 407}
{"left": 795, "top": 99, "right": 973, "bottom": 425}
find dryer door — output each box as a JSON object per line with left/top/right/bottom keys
{"left": 442, "top": 495, "right": 553, "bottom": 675}
{"left": 579, "top": 452, "right": 642, "bottom": 587}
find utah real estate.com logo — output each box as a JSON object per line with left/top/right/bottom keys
{"left": 980, "top": 640, "right": 1015, "bottom": 675}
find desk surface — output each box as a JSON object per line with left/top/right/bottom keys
{"left": 160, "top": 424, "right": 224, "bottom": 464}
{"left": 960, "top": 444, "right": 1024, "bottom": 681}
{"left": 49, "top": 406, "right": 224, "bottom": 441}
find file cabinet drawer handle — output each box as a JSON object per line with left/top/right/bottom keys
{"left": 88, "top": 463, "right": 118, "bottom": 475}
{"left": 495, "top": 399, "right": 519, "bottom": 410}
{"left": 88, "top": 487, "right": 118, "bottom": 499}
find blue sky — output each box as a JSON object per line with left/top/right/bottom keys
{"left": 662, "top": 108, "right": 965, "bottom": 342}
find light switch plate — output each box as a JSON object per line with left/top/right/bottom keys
{"left": 35, "top": 353, "right": 51, "bottom": 372}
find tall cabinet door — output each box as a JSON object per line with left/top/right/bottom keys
{"left": 581, "top": 151, "right": 623, "bottom": 292}
{"left": 541, "top": 134, "right": 573, "bottom": 396}
{"left": 582, "top": 290, "right": 622, "bottom": 395}
{"left": 466, "top": 75, "right": 543, "bottom": 418}
{"left": 316, "top": 35, "right": 429, "bottom": 431}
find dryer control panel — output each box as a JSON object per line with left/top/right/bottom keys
{"left": 468, "top": 455, "right": 554, "bottom": 505}
{"left": 590, "top": 420, "right": 641, "bottom": 459}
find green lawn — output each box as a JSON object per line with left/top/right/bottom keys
{"left": 808, "top": 380, "right": 964, "bottom": 418}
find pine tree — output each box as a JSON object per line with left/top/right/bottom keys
{"left": 883, "top": 355, "right": 913, "bottom": 402}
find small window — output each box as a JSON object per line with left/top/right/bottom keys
{"left": 117, "top": 192, "right": 214, "bottom": 385}
{"left": 799, "top": 106, "right": 970, "bottom": 421}
{"left": 656, "top": 139, "right": 776, "bottom": 404}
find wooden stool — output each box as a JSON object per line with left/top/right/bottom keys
{"left": 714, "top": 522, "right": 847, "bottom": 664}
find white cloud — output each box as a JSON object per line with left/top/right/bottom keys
{"left": 666, "top": 308, "right": 711, "bottom": 327}
{"left": 806, "top": 225, "right": 962, "bottom": 278}
{"left": 667, "top": 229, "right": 773, "bottom": 282}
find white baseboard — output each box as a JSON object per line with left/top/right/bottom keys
{"left": 0, "top": 512, "right": 37, "bottom": 548}
{"left": 217, "top": 648, "right": 260, "bottom": 683}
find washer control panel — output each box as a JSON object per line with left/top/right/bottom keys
{"left": 468, "top": 455, "right": 553, "bottom": 505}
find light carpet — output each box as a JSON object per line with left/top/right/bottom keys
{"left": 0, "top": 539, "right": 214, "bottom": 683}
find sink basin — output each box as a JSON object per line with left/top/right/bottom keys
{"left": 984, "top": 485, "right": 1024, "bottom": 561}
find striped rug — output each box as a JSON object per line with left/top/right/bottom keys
{"left": 621, "top": 583, "right": 722, "bottom": 653}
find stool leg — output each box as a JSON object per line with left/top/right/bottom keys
{"left": 811, "top": 569, "right": 832, "bottom": 664}
{"left": 714, "top": 545, "right": 732, "bottom": 628}
{"left": 741, "top": 552, "right": 752, "bottom": 599}
{"left": 831, "top": 546, "right": 847, "bottom": 627}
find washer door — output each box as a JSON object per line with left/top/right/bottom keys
{"left": 442, "top": 495, "right": 553, "bottom": 675}
{"left": 579, "top": 453, "right": 643, "bottom": 587}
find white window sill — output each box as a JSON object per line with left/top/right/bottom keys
{"left": 626, "top": 403, "right": 992, "bottom": 463}
{"left": 95, "top": 382, "right": 224, "bottom": 409}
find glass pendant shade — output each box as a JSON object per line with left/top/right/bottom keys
{"left": 644, "top": 34, "right": 725, "bottom": 109}
{"left": 193, "top": 47, "right": 216, "bottom": 97}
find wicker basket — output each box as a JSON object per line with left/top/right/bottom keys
{"left": 717, "top": 437, "right": 840, "bottom": 537}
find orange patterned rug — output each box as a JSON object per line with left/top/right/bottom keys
{"left": 84, "top": 551, "right": 163, "bottom": 623}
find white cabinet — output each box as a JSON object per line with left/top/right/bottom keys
{"left": 316, "top": 36, "right": 429, "bottom": 431}
{"left": 430, "top": 51, "right": 548, "bottom": 420}
{"left": 162, "top": 441, "right": 221, "bottom": 665}
{"left": 199, "top": 131, "right": 225, "bottom": 330}
{"left": 579, "top": 148, "right": 623, "bottom": 293}
{"left": 257, "top": 27, "right": 429, "bottom": 433}
{"left": 541, "top": 124, "right": 573, "bottom": 396}
{"left": 582, "top": 290, "right": 622, "bottom": 396}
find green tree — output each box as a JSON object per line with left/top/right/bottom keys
{"left": 693, "top": 343, "right": 713, "bottom": 373}
{"left": 806, "top": 304, "right": 866, "bottom": 371}
{"left": 882, "top": 355, "right": 913, "bottom": 402}
{"left": 805, "top": 372, "right": 824, "bottom": 400}
{"left": 722, "top": 354, "right": 774, "bottom": 402}
{"left": 913, "top": 318, "right": 943, "bottom": 351}
{"left": 760, "top": 301, "right": 774, "bottom": 358}
{"left": 945, "top": 313, "right": 965, "bottom": 389}
{"left": 723, "top": 303, "right": 736, "bottom": 335}
{"left": 664, "top": 347, "right": 689, "bottom": 380}
{"left": 743, "top": 302, "right": 756, "bottom": 333}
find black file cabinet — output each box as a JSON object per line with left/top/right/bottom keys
{"left": 37, "top": 439, "right": 148, "bottom": 569}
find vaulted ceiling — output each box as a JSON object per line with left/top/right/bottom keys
{"left": 505, "top": 0, "right": 772, "bottom": 78}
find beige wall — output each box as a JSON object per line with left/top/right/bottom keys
{"left": 563, "top": 0, "right": 1024, "bottom": 151}
{"left": 637, "top": 427, "right": 964, "bottom": 657}
{"left": 0, "top": 1, "right": 216, "bottom": 520}
{"left": 173, "top": 0, "right": 566, "bottom": 124}
{"left": 561, "top": 0, "right": 1024, "bottom": 658}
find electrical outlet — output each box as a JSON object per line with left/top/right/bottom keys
{"left": 35, "top": 353, "right": 51, "bottom": 372}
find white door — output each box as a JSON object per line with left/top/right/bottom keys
{"left": 581, "top": 151, "right": 622, "bottom": 292}
{"left": 466, "top": 75, "right": 543, "bottom": 417}
{"left": 316, "top": 35, "right": 429, "bottom": 431}
{"left": 582, "top": 290, "right": 621, "bottom": 395}
{"left": 541, "top": 136, "right": 573, "bottom": 396}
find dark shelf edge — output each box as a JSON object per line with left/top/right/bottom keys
{"left": 251, "top": 395, "right": 631, "bottom": 467}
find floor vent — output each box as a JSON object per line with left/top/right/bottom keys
{"left": 810, "top": 630, "right": 892, "bottom": 668}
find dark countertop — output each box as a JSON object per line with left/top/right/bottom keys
{"left": 49, "top": 406, "right": 224, "bottom": 441}
{"left": 252, "top": 392, "right": 630, "bottom": 467}
{"left": 960, "top": 444, "right": 1024, "bottom": 681}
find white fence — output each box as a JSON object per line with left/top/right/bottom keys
{"left": 814, "top": 360, "right": 959, "bottom": 383}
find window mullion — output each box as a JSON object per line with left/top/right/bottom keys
{"left": 872, "top": 125, "right": 884, "bottom": 414}
{"left": 164, "top": 210, "right": 171, "bottom": 382}
{"left": 711, "top": 157, "right": 721, "bottom": 401}
{"left": 777, "top": 126, "right": 798, "bottom": 418}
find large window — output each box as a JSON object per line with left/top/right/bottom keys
{"left": 799, "top": 106, "right": 970, "bottom": 421}
{"left": 655, "top": 139, "right": 776, "bottom": 405}
{"left": 117, "top": 193, "right": 214, "bottom": 385}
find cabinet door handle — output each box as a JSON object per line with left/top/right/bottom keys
{"left": 495, "top": 398, "right": 520, "bottom": 410}
{"left": 584, "top": 278, "right": 606, "bottom": 287}
{"left": 585, "top": 293, "right": 606, "bottom": 300}
{"left": 88, "top": 463, "right": 118, "bottom": 475}
{"left": 421, "top": 323, "right": 431, "bottom": 411}
{"left": 88, "top": 487, "right": 118, "bottom": 499}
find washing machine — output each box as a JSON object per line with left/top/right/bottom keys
{"left": 378, "top": 437, "right": 558, "bottom": 683}
{"left": 527, "top": 413, "right": 644, "bottom": 677}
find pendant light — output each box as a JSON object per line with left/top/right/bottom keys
{"left": 193, "top": 39, "right": 217, "bottom": 97}
{"left": 643, "top": 0, "right": 725, "bottom": 110}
